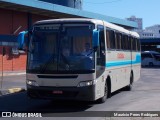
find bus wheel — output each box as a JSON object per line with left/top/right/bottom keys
{"left": 149, "top": 62, "right": 154, "bottom": 67}
{"left": 97, "top": 82, "right": 108, "bottom": 103}
{"left": 125, "top": 73, "right": 133, "bottom": 91}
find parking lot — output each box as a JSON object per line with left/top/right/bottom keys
{"left": 0, "top": 68, "right": 160, "bottom": 119}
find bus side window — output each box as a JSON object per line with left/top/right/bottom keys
{"left": 97, "top": 25, "right": 105, "bottom": 66}
{"left": 124, "top": 35, "right": 128, "bottom": 50}
{"left": 136, "top": 38, "right": 138, "bottom": 51}
{"left": 109, "top": 30, "right": 116, "bottom": 49}
{"left": 115, "top": 33, "right": 118, "bottom": 50}
{"left": 97, "top": 27, "right": 104, "bottom": 58}
{"left": 128, "top": 36, "right": 131, "bottom": 51}
{"left": 119, "top": 33, "right": 122, "bottom": 50}
{"left": 135, "top": 38, "right": 140, "bottom": 51}
{"left": 137, "top": 38, "right": 141, "bottom": 51}
{"left": 106, "top": 30, "right": 110, "bottom": 49}
{"left": 115, "top": 33, "right": 122, "bottom": 50}
{"left": 131, "top": 37, "right": 136, "bottom": 51}
{"left": 134, "top": 38, "right": 137, "bottom": 51}
{"left": 130, "top": 36, "right": 134, "bottom": 51}
{"left": 122, "top": 35, "right": 125, "bottom": 50}
{"left": 121, "top": 34, "right": 125, "bottom": 50}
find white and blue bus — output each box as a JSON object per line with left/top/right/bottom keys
{"left": 18, "top": 18, "right": 141, "bottom": 103}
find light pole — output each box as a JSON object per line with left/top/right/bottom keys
{"left": 0, "top": 47, "right": 4, "bottom": 90}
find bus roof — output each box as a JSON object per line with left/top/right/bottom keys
{"left": 35, "top": 18, "right": 102, "bottom": 25}
{"left": 103, "top": 20, "right": 139, "bottom": 38}
{"left": 35, "top": 18, "right": 139, "bottom": 38}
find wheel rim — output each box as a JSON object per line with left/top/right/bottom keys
{"left": 104, "top": 83, "right": 108, "bottom": 98}
{"left": 149, "top": 62, "right": 153, "bottom": 66}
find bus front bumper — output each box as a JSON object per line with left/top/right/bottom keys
{"left": 27, "top": 85, "right": 96, "bottom": 101}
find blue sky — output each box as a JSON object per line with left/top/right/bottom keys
{"left": 83, "top": 0, "right": 159, "bottom": 29}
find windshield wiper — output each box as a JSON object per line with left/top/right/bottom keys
{"left": 40, "top": 54, "right": 55, "bottom": 73}
{"left": 60, "top": 54, "right": 70, "bottom": 70}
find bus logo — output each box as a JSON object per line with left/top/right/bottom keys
{"left": 117, "top": 53, "right": 125, "bottom": 59}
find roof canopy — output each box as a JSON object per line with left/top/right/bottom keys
{"left": 0, "top": 0, "right": 138, "bottom": 29}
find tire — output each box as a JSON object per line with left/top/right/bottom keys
{"left": 97, "top": 82, "right": 108, "bottom": 103}
{"left": 149, "top": 62, "right": 154, "bottom": 67}
{"left": 125, "top": 73, "right": 133, "bottom": 91}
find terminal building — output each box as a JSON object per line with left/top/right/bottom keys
{"left": 141, "top": 38, "right": 160, "bottom": 52}
{"left": 127, "top": 16, "right": 160, "bottom": 52}
{"left": 139, "top": 25, "right": 160, "bottom": 52}
{"left": 0, "top": 0, "right": 137, "bottom": 71}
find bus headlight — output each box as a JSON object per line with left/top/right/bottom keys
{"left": 78, "top": 80, "right": 96, "bottom": 87}
{"left": 27, "top": 80, "right": 39, "bottom": 86}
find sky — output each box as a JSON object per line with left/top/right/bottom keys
{"left": 83, "top": 0, "right": 160, "bottom": 29}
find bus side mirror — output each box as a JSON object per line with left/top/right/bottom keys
{"left": 92, "top": 29, "right": 99, "bottom": 50}
{"left": 17, "top": 31, "right": 28, "bottom": 50}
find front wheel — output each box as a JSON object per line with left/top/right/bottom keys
{"left": 97, "top": 82, "right": 108, "bottom": 103}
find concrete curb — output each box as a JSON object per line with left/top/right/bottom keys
{"left": 8, "top": 88, "right": 25, "bottom": 93}
{"left": 0, "top": 88, "right": 25, "bottom": 96}
{"left": 2, "top": 72, "right": 26, "bottom": 77}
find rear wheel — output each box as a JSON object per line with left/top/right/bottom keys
{"left": 149, "top": 62, "right": 154, "bottom": 67}
{"left": 125, "top": 73, "right": 133, "bottom": 91}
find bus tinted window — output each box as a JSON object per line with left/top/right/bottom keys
{"left": 121, "top": 34, "right": 125, "bottom": 50}
{"left": 135, "top": 38, "right": 138, "bottom": 51}
{"left": 130, "top": 37, "right": 133, "bottom": 51}
{"left": 128, "top": 36, "right": 131, "bottom": 50}
{"left": 137, "top": 38, "right": 141, "bottom": 51}
{"left": 123, "top": 35, "right": 129, "bottom": 50}
{"left": 106, "top": 29, "right": 139, "bottom": 51}
{"left": 132, "top": 37, "right": 136, "bottom": 51}
{"left": 115, "top": 33, "right": 122, "bottom": 50}
{"left": 106, "top": 30, "right": 110, "bottom": 49}
{"left": 99, "top": 28, "right": 105, "bottom": 52}
{"left": 109, "top": 30, "right": 116, "bottom": 49}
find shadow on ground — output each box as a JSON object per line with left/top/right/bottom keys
{"left": 0, "top": 91, "right": 94, "bottom": 113}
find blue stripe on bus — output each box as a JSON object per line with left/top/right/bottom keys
{"left": 106, "top": 54, "right": 141, "bottom": 68}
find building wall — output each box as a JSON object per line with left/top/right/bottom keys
{"left": 0, "top": 46, "right": 27, "bottom": 71}
{"left": 0, "top": 8, "right": 52, "bottom": 71}
{"left": 137, "top": 25, "right": 160, "bottom": 39}
{"left": 138, "top": 30, "right": 155, "bottom": 38}
{"left": 145, "top": 25, "right": 160, "bottom": 38}
{"left": 126, "top": 16, "right": 143, "bottom": 31}
{"left": 39, "top": 0, "right": 83, "bottom": 9}
{"left": 0, "top": 9, "right": 28, "bottom": 35}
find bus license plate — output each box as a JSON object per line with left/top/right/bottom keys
{"left": 53, "top": 91, "right": 63, "bottom": 94}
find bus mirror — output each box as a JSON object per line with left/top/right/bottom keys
{"left": 17, "top": 31, "right": 28, "bottom": 50}
{"left": 92, "top": 29, "right": 99, "bottom": 50}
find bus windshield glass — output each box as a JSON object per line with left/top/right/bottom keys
{"left": 27, "top": 24, "right": 95, "bottom": 74}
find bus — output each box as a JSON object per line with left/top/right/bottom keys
{"left": 18, "top": 18, "right": 141, "bottom": 103}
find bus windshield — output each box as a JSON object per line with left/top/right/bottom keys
{"left": 27, "top": 24, "right": 95, "bottom": 74}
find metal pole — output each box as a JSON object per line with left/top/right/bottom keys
{"left": 0, "top": 47, "right": 3, "bottom": 90}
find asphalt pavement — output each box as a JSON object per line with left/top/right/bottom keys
{"left": 0, "top": 68, "right": 160, "bottom": 120}
{"left": 0, "top": 71, "right": 26, "bottom": 95}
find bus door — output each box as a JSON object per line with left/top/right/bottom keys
{"left": 96, "top": 25, "right": 106, "bottom": 78}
